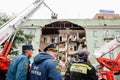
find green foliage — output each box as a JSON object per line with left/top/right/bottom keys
{"left": 24, "top": 34, "right": 34, "bottom": 44}
{"left": 3, "top": 18, "right": 9, "bottom": 22}
{"left": 9, "top": 30, "right": 34, "bottom": 55}
{"left": 14, "top": 30, "right": 26, "bottom": 43}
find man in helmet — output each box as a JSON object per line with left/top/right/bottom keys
{"left": 65, "top": 50, "right": 98, "bottom": 80}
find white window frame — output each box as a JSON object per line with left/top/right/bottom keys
{"left": 94, "top": 40, "right": 99, "bottom": 48}
{"left": 93, "top": 31, "right": 98, "bottom": 37}
{"left": 104, "top": 30, "right": 109, "bottom": 38}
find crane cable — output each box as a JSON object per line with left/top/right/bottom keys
{"left": 43, "top": 1, "right": 58, "bottom": 18}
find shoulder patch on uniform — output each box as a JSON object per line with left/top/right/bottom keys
{"left": 56, "top": 65, "right": 61, "bottom": 72}
{"left": 24, "top": 63, "right": 29, "bottom": 69}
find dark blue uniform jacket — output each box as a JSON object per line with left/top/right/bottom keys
{"left": 6, "top": 54, "right": 30, "bottom": 80}
{"left": 30, "top": 52, "right": 62, "bottom": 80}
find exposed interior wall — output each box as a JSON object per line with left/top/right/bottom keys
{"left": 40, "top": 21, "right": 86, "bottom": 62}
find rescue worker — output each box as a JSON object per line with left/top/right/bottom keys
{"left": 64, "top": 50, "right": 98, "bottom": 80}
{"left": 29, "top": 43, "right": 62, "bottom": 80}
{"left": 6, "top": 44, "right": 34, "bottom": 80}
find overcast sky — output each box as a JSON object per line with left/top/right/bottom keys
{"left": 0, "top": 0, "right": 120, "bottom": 19}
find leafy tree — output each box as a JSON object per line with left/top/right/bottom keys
{"left": 9, "top": 30, "right": 34, "bottom": 55}
{"left": 0, "top": 12, "right": 34, "bottom": 55}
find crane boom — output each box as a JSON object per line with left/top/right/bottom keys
{"left": 0, "top": 0, "right": 44, "bottom": 45}
{"left": 93, "top": 36, "right": 120, "bottom": 58}
{"left": 93, "top": 36, "right": 120, "bottom": 80}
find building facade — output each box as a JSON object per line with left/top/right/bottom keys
{"left": 1, "top": 18, "right": 120, "bottom": 66}
{"left": 21, "top": 19, "right": 120, "bottom": 66}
